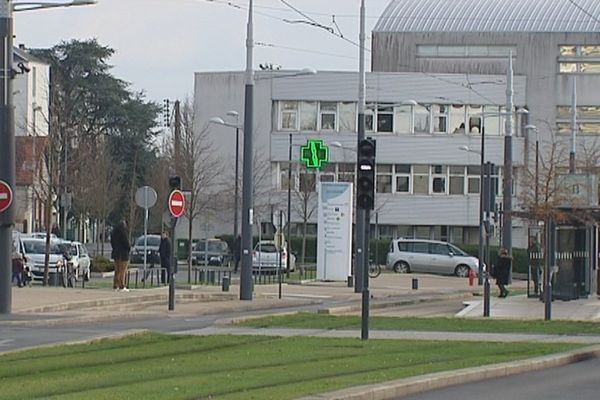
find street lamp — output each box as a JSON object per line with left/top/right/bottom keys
{"left": 209, "top": 112, "right": 241, "bottom": 273}
{"left": 0, "top": 0, "right": 97, "bottom": 314}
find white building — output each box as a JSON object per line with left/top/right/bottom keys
{"left": 193, "top": 70, "right": 528, "bottom": 245}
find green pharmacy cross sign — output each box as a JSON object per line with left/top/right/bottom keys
{"left": 300, "top": 139, "right": 330, "bottom": 169}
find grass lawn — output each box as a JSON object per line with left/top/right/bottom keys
{"left": 237, "top": 312, "right": 600, "bottom": 336}
{"left": 0, "top": 333, "right": 581, "bottom": 400}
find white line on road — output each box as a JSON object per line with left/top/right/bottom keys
{"left": 0, "top": 339, "right": 14, "bottom": 347}
{"left": 262, "top": 293, "right": 331, "bottom": 299}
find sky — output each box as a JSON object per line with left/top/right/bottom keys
{"left": 14, "top": 0, "right": 392, "bottom": 105}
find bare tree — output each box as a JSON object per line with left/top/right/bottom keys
{"left": 292, "top": 171, "right": 318, "bottom": 274}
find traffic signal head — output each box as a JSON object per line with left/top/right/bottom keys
{"left": 357, "top": 138, "right": 376, "bottom": 210}
{"left": 169, "top": 175, "right": 181, "bottom": 190}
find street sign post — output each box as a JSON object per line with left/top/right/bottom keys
{"left": 135, "top": 186, "right": 158, "bottom": 286}
{"left": 168, "top": 190, "right": 185, "bottom": 218}
{"left": 0, "top": 180, "right": 13, "bottom": 213}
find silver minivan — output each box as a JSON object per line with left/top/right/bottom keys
{"left": 386, "top": 239, "right": 479, "bottom": 277}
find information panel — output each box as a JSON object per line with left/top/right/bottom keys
{"left": 317, "top": 182, "right": 353, "bottom": 281}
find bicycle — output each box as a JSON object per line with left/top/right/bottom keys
{"left": 368, "top": 263, "right": 381, "bottom": 278}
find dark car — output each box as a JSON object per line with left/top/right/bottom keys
{"left": 130, "top": 234, "right": 161, "bottom": 265}
{"left": 192, "top": 239, "right": 231, "bottom": 266}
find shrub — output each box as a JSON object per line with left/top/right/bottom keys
{"left": 91, "top": 256, "right": 114, "bottom": 273}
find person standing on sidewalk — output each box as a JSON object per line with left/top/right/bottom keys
{"left": 111, "top": 220, "right": 131, "bottom": 292}
{"left": 495, "top": 248, "right": 512, "bottom": 298}
{"left": 11, "top": 251, "right": 24, "bottom": 287}
{"left": 158, "top": 231, "right": 171, "bottom": 284}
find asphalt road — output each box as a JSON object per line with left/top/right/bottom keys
{"left": 400, "top": 357, "right": 600, "bottom": 400}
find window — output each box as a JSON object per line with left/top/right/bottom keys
{"left": 339, "top": 101, "right": 356, "bottom": 132}
{"left": 338, "top": 163, "right": 355, "bottom": 184}
{"left": 320, "top": 102, "right": 337, "bottom": 130}
{"left": 449, "top": 105, "right": 465, "bottom": 134}
{"left": 319, "top": 163, "right": 335, "bottom": 183}
{"left": 365, "top": 103, "right": 375, "bottom": 132}
{"left": 376, "top": 164, "right": 393, "bottom": 193}
{"left": 413, "top": 165, "right": 429, "bottom": 194}
{"left": 417, "top": 45, "right": 517, "bottom": 58}
{"left": 299, "top": 101, "right": 317, "bottom": 131}
{"left": 431, "top": 165, "right": 446, "bottom": 194}
{"left": 299, "top": 171, "right": 316, "bottom": 192}
{"left": 279, "top": 162, "right": 295, "bottom": 191}
{"left": 559, "top": 45, "right": 600, "bottom": 74}
{"left": 414, "top": 105, "right": 430, "bottom": 134}
{"left": 395, "top": 164, "right": 411, "bottom": 193}
{"left": 412, "top": 241, "right": 429, "bottom": 253}
{"left": 430, "top": 243, "right": 449, "bottom": 255}
{"left": 467, "top": 166, "right": 481, "bottom": 194}
{"left": 467, "top": 105, "right": 482, "bottom": 134}
{"left": 394, "top": 105, "right": 412, "bottom": 134}
{"left": 483, "top": 106, "right": 501, "bottom": 135}
{"left": 432, "top": 105, "right": 448, "bottom": 133}
{"left": 377, "top": 104, "right": 394, "bottom": 133}
{"left": 449, "top": 166, "right": 465, "bottom": 195}
{"left": 280, "top": 101, "right": 297, "bottom": 130}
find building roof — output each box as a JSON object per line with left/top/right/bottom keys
{"left": 374, "top": 0, "right": 600, "bottom": 33}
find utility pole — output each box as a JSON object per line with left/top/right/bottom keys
{"left": 0, "top": 0, "right": 14, "bottom": 314}
{"left": 355, "top": 0, "right": 366, "bottom": 294}
{"left": 502, "top": 53, "right": 514, "bottom": 255}
{"left": 570, "top": 77, "right": 577, "bottom": 174}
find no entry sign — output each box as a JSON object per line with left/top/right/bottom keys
{"left": 0, "top": 180, "right": 13, "bottom": 213}
{"left": 168, "top": 190, "right": 185, "bottom": 218}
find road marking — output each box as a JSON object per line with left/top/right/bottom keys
{"left": 0, "top": 339, "right": 14, "bottom": 347}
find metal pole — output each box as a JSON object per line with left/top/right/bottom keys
{"left": 169, "top": 219, "right": 177, "bottom": 311}
{"left": 240, "top": 0, "right": 254, "bottom": 300}
{"left": 361, "top": 208, "right": 370, "bottom": 340}
{"left": 278, "top": 210, "right": 282, "bottom": 299}
{"left": 478, "top": 119, "right": 485, "bottom": 285}
{"left": 286, "top": 132, "right": 292, "bottom": 278}
{"left": 545, "top": 219, "right": 554, "bottom": 320}
{"left": 502, "top": 52, "right": 514, "bottom": 255}
{"left": 62, "top": 128, "right": 67, "bottom": 239}
{"left": 0, "top": 0, "right": 14, "bottom": 314}
{"left": 483, "top": 162, "right": 491, "bottom": 317}
{"left": 233, "top": 123, "right": 240, "bottom": 273}
{"left": 535, "top": 130, "right": 539, "bottom": 207}
{"left": 355, "top": 0, "right": 366, "bottom": 293}
{"left": 570, "top": 77, "right": 577, "bottom": 174}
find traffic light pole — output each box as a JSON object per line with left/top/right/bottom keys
{"left": 355, "top": 0, "right": 366, "bottom": 294}
{"left": 361, "top": 208, "right": 370, "bottom": 340}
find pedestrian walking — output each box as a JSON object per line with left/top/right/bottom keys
{"left": 11, "top": 251, "right": 24, "bottom": 287}
{"left": 528, "top": 236, "right": 542, "bottom": 295}
{"left": 111, "top": 220, "right": 131, "bottom": 292}
{"left": 494, "top": 248, "right": 512, "bottom": 298}
{"left": 158, "top": 231, "right": 171, "bottom": 284}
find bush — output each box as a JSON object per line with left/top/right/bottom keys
{"left": 456, "top": 243, "right": 528, "bottom": 274}
{"left": 90, "top": 256, "right": 114, "bottom": 273}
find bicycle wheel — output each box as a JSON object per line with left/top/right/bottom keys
{"left": 368, "top": 264, "right": 381, "bottom": 278}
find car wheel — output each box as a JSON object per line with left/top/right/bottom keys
{"left": 454, "top": 264, "right": 470, "bottom": 278}
{"left": 393, "top": 261, "right": 410, "bottom": 273}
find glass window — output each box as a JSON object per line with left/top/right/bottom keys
{"left": 432, "top": 165, "right": 446, "bottom": 194}
{"left": 560, "top": 46, "right": 577, "bottom": 56}
{"left": 279, "top": 162, "right": 295, "bottom": 191}
{"left": 320, "top": 102, "right": 337, "bottom": 130}
{"left": 559, "top": 63, "right": 578, "bottom": 73}
{"left": 414, "top": 227, "right": 430, "bottom": 239}
{"left": 438, "top": 45, "right": 466, "bottom": 57}
{"left": 376, "top": 164, "right": 392, "bottom": 193}
{"left": 377, "top": 104, "right": 394, "bottom": 133}
{"left": 394, "top": 105, "right": 412, "bottom": 134}
{"left": 413, "top": 165, "right": 429, "bottom": 194}
{"left": 449, "top": 166, "right": 465, "bottom": 195}
{"left": 395, "top": 164, "right": 411, "bottom": 193}
{"left": 450, "top": 227, "right": 464, "bottom": 244}
{"left": 430, "top": 243, "right": 449, "bottom": 255}
{"left": 449, "top": 105, "right": 465, "bottom": 134}
{"left": 280, "top": 101, "right": 297, "bottom": 130}
{"left": 432, "top": 105, "right": 448, "bottom": 133}
{"left": 397, "top": 226, "right": 412, "bottom": 238}
{"left": 582, "top": 46, "right": 600, "bottom": 56}
{"left": 414, "top": 105, "right": 430, "bottom": 134}
{"left": 339, "top": 101, "right": 356, "bottom": 132}
{"left": 412, "top": 241, "right": 429, "bottom": 253}
{"left": 365, "top": 103, "right": 375, "bottom": 132}
{"left": 580, "top": 63, "right": 600, "bottom": 73}
{"left": 483, "top": 106, "right": 501, "bottom": 135}
{"left": 299, "top": 101, "right": 317, "bottom": 131}
{"left": 467, "top": 105, "right": 482, "bottom": 134}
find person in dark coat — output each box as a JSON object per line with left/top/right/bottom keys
{"left": 111, "top": 220, "right": 131, "bottom": 292}
{"left": 528, "top": 236, "right": 542, "bottom": 295}
{"left": 495, "top": 248, "right": 512, "bottom": 298}
{"left": 158, "top": 231, "right": 171, "bottom": 284}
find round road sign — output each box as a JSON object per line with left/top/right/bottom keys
{"left": 168, "top": 190, "right": 185, "bottom": 218}
{"left": 0, "top": 180, "right": 13, "bottom": 213}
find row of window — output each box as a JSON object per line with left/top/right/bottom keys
{"left": 559, "top": 45, "right": 600, "bottom": 74}
{"left": 417, "top": 45, "right": 517, "bottom": 58}
{"left": 277, "top": 101, "right": 516, "bottom": 136}
{"left": 277, "top": 162, "right": 501, "bottom": 197}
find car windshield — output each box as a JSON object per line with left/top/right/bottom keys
{"left": 136, "top": 236, "right": 160, "bottom": 247}
{"left": 256, "top": 243, "right": 278, "bottom": 253}
{"left": 23, "top": 240, "right": 62, "bottom": 255}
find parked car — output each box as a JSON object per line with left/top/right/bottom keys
{"left": 58, "top": 240, "right": 92, "bottom": 281}
{"left": 130, "top": 234, "right": 161, "bottom": 264}
{"left": 252, "top": 240, "right": 295, "bottom": 273}
{"left": 192, "top": 239, "right": 231, "bottom": 266}
{"left": 20, "top": 237, "right": 65, "bottom": 281}
{"left": 386, "top": 238, "right": 479, "bottom": 277}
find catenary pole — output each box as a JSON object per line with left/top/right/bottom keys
{"left": 355, "top": 0, "right": 366, "bottom": 294}
{"left": 502, "top": 52, "right": 514, "bottom": 255}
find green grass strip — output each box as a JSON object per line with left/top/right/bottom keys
{"left": 237, "top": 312, "right": 600, "bottom": 336}
{"left": 0, "top": 333, "right": 581, "bottom": 400}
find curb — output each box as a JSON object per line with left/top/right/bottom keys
{"left": 297, "top": 345, "right": 600, "bottom": 400}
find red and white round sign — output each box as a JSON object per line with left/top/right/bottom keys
{"left": 168, "top": 190, "right": 185, "bottom": 218}
{"left": 0, "top": 180, "right": 13, "bottom": 213}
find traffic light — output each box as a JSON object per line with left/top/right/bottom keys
{"left": 357, "top": 138, "right": 376, "bottom": 210}
{"left": 169, "top": 175, "right": 181, "bottom": 190}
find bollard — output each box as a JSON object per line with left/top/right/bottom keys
{"left": 468, "top": 269, "right": 477, "bottom": 287}
{"left": 347, "top": 276, "right": 353, "bottom": 288}
{"left": 411, "top": 278, "right": 418, "bottom": 290}
{"left": 222, "top": 276, "right": 230, "bottom": 292}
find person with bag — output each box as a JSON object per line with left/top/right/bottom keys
{"left": 494, "top": 248, "right": 512, "bottom": 298}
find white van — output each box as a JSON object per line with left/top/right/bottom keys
{"left": 386, "top": 238, "right": 479, "bottom": 277}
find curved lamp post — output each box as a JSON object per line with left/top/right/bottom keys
{"left": 0, "top": 0, "right": 97, "bottom": 314}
